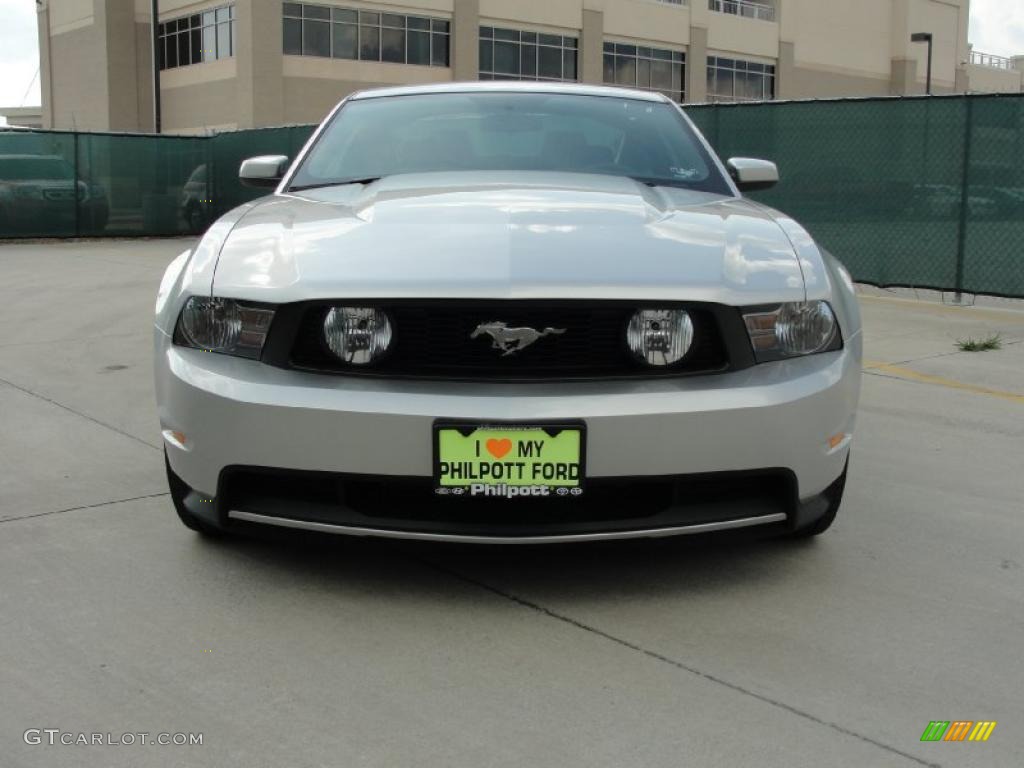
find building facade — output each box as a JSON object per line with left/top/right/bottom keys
{"left": 965, "top": 48, "right": 1024, "bottom": 94}
{"left": 34, "top": 0, "right": 1017, "bottom": 134}
{"left": 0, "top": 107, "right": 45, "bottom": 129}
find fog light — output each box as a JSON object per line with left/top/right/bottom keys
{"left": 627, "top": 309, "right": 694, "bottom": 366}
{"left": 323, "top": 306, "right": 393, "bottom": 365}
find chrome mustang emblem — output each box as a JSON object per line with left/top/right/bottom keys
{"left": 470, "top": 321, "right": 566, "bottom": 356}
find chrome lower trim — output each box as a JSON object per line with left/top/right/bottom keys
{"left": 226, "top": 510, "right": 788, "bottom": 544}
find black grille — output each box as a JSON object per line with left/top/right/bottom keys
{"left": 282, "top": 301, "right": 734, "bottom": 380}
{"left": 218, "top": 467, "right": 797, "bottom": 537}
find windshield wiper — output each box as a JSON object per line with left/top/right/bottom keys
{"left": 289, "top": 177, "right": 382, "bottom": 192}
{"left": 290, "top": 174, "right": 689, "bottom": 192}
{"left": 631, "top": 176, "right": 691, "bottom": 190}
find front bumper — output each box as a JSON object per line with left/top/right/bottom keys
{"left": 156, "top": 328, "right": 860, "bottom": 541}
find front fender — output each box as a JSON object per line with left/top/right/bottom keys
{"left": 153, "top": 199, "right": 267, "bottom": 335}
{"left": 820, "top": 248, "right": 862, "bottom": 351}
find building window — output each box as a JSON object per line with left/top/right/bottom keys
{"left": 283, "top": 3, "right": 450, "bottom": 67}
{"left": 708, "top": 0, "right": 776, "bottom": 23}
{"left": 706, "top": 56, "right": 775, "bottom": 102}
{"left": 479, "top": 27, "right": 578, "bottom": 82}
{"left": 158, "top": 5, "right": 235, "bottom": 70}
{"left": 603, "top": 43, "right": 685, "bottom": 102}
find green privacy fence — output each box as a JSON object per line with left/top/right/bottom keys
{"left": 687, "top": 94, "right": 1024, "bottom": 299}
{"left": 1, "top": 93, "right": 1022, "bottom": 297}
{"left": 0, "top": 124, "right": 315, "bottom": 240}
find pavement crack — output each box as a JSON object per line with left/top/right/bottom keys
{"left": 0, "top": 492, "right": 170, "bottom": 524}
{"left": 883, "top": 338, "right": 1022, "bottom": 368}
{"left": 0, "top": 330, "right": 147, "bottom": 350}
{"left": 423, "top": 561, "right": 942, "bottom": 768}
{"left": 864, "top": 370, "right": 913, "bottom": 383}
{"left": 0, "top": 375, "right": 161, "bottom": 452}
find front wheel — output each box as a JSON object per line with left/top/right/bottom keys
{"left": 184, "top": 203, "right": 205, "bottom": 234}
{"left": 790, "top": 458, "right": 848, "bottom": 538}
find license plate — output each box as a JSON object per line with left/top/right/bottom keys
{"left": 433, "top": 422, "right": 585, "bottom": 498}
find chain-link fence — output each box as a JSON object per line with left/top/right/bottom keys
{"left": 0, "top": 129, "right": 208, "bottom": 238}
{"left": 0, "top": 125, "right": 314, "bottom": 239}
{"left": 1, "top": 94, "right": 1022, "bottom": 297}
{"left": 686, "top": 94, "right": 1024, "bottom": 298}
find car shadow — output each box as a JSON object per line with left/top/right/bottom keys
{"left": 192, "top": 525, "right": 822, "bottom": 607}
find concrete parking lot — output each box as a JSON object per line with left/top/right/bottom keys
{"left": 1, "top": 239, "right": 1022, "bottom": 768}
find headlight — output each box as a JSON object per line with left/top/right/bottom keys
{"left": 627, "top": 309, "right": 694, "bottom": 366}
{"left": 743, "top": 301, "right": 839, "bottom": 362}
{"left": 173, "top": 297, "right": 275, "bottom": 359}
{"left": 323, "top": 306, "right": 393, "bottom": 365}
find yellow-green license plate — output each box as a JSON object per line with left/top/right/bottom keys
{"left": 433, "top": 423, "right": 585, "bottom": 498}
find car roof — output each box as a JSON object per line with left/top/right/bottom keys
{"left": 348, "top": 81, "right": 669, "bottom": 103}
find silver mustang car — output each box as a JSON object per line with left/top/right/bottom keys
{"left": 154, "top": 82, "right": 861, "bottom": 544}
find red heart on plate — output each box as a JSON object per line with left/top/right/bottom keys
{"left": 486, "top": 438, "right": 513, "bottom": 459}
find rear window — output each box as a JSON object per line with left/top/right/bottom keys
{"left": 0, "top": 157, "right": 74, "bottom": 181}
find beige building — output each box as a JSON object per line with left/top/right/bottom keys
{"left": 33, "top": 0, "right": 1019, "bottom": 134}
{"left": 0, "top": 106, "right": 45, "bottom": 129}
{"left": 965, "top": 48, "right": 1024, "bottom": 94}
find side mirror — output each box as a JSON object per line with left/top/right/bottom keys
{"left": 726, "top": 158, "right": 779, "bottom": 192}
{"left": 239, "top": 155, "right": 290, "bottom": 188}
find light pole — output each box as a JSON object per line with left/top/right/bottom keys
{"left": 151, "top": 0, "right": 161, "bottom": 133}
{"left": 911, "top": 32, "right": 933, "bottom": 95}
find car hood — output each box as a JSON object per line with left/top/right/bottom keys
{"left": 211, "top": 172, "right": 819, "bottom": 305}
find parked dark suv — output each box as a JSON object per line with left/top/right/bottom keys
{"left": 180, "top": 163, "right": 211, "bottom": 234}
{"left": 0, "top": 154, "right": 109, "bottom": 235}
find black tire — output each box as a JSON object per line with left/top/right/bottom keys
{"left": 184, "top": 203, "right": 205, "bottom": 234}
{"left": 165, "top": 452, "right": 224, "bottom": 537}
{"left": 790, "top": 459, "right": 848, "bottom": 538}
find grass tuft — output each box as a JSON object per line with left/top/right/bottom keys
{"left": 956, "top": 334, "right": 1002, "bottom": 352}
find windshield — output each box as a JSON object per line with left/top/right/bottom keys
{"left": 0, "top": 157, "right": 74, "bottom": 181}
{"left": 288, "top": 92, "right": 731, "bottom": 194}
